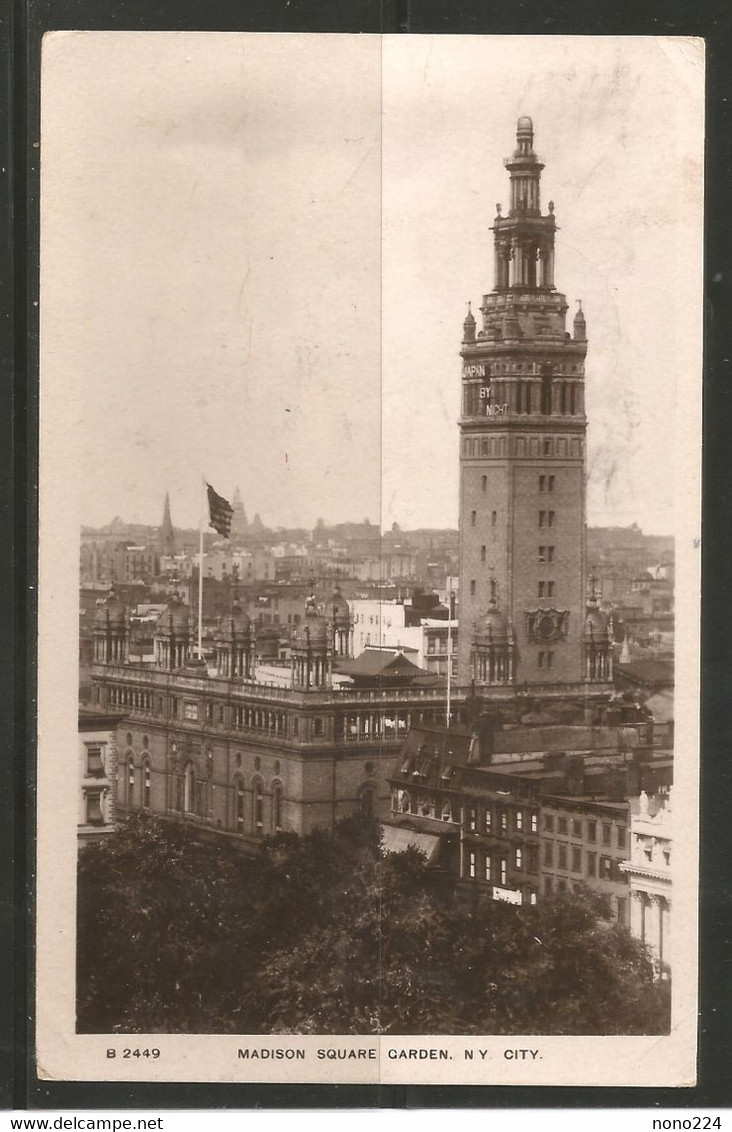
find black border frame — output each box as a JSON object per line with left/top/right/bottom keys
{"left": 9, "top": 0, "right": 732, "bottom": 1111}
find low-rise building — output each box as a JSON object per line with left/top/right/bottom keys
{"left": 620, "top": 789, "right": 672, "bottom": 973}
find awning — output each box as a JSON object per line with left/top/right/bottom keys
{"left": 381, "top": 824, "right": 444, "bottom": 861}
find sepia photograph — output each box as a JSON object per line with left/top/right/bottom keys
{"left": 35, "top": 32, "right": 703, "bottom": 1085}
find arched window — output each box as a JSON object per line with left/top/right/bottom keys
{"left": 142, "top": 757, "right": 151, "bottom": 809}
{"left": 234, "top": 776, "right": 245, "bottom": 834}
{"left": 272, "top": 783, "right": 283, "bottom": 833}
{"left": 127, "top": 756, "right": 135, "bottom": 806}
{"left": 184, "top": 763, "right": 195, "bottom": 814}
{"left": 252, "top": 778, "right": 264, "bottom": 836}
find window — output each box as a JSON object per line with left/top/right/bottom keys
{"left": 515, "top": 809, "right": 523, "bottom": 831}
{"left": 548, "top": 475, "right": 555, "bottom": 492}
{"left": 544, "top": 841, "right": 553, "bottom": 866}
{"left": 515, "top": 847, "right": 523, "bottom": 870}
{"left": 468, "top": 806, "right": 477, "bottom": 831}
{"left": 544, "top": 876, "right": 553, "bottom": 895}
{"left": 572, "top": 847, "right": 582, "bottom": 873}
{"left": 587, "top": 821, "right": 596, "bottom": 843}
{"left": 171, "top": 697, "right": 177, "bottom": 718}
{"left": 528, "top": 845, "right": 539, "bottom": 872}
{"left": 547, "top": 581, "right": 554, "bottom": 598}
{"left": 127, "top": 760, "right": 135, "bottom": 805}
{"left": 470, "top": 580, "right": 476, "bottom": 596}
{"left": 547, "top": 546, "right": 555, "bottom": 563}
{"left": 543, "top": 439, "right": 552, "bottom": 455}
{"left": 468, "top": 850, "right": 476, "bottom": 879}
{"left": 586, "top": 852, "right": 596, "bottom": 877}
{"left": 599, "top": 856, "right": 612, "bottom": 880}
{"left": 481, "top": 545, "right": 486, "bottom": 563}
{"left": 292, "top": 717, "right": 299, "bottom": 736}
{"left": 572, "top": 819, "right": 582, "bottom": 838}
{"left": 184, "top": 764, "right": 195, "bottom": 814}
{"left": 538, "top": 582, "right": 545, "bottom": 599}
{"left": 617, "top": 826, "right": 627, "bottom": 850}
{"left": 544, "top": 813, "right": 554, "bottom": 832}
{"left": 491, "top": 511, "right": 497, "bottom": 527}
{"left": 558, "top": 844, "right": 568, "bottom": 869}
{"left": 313, "top": 718, "right": 324, "bottom": 738}
{"left": 142, "top": 759, "right": 151, "bottom": 809}
{"left": 484, "top": 808, "right": 492, "bottom": 833}
{"left": 616, "top": 897, "right": 627, "bottom": 925}
{"left": 484, "top": 855, "right": 492, "bottom": 882}
{"left": 206, "top": 702, "right": 214, "bottom": 722}
{"left": 538, "top": 545, "right": 546, "bottom": 563}
{"left": 427, "top": 636, "right": 436, "bottom": 654}
{"left": 548, "top": 510, "right": 555, "bottom": 527}
{"left": 184, "top": 701, "right": 198, "bottom": 721}
{"left": 539, "top": 510, "right": 546, "bottom": 528}
{"left": 85, "top": 791, "right": 104, "bottom": 826}
{"left": 471, "top": 510, "right": 477, "bottom": 527}
{"left": 530, "top": 811, "right": 538, "bottom": 833}
{"left": 218, "top": 705, "right": 225, "bottom": 723}
{"left": 558, "top": 879, "right": 567, "bottom": 893}
{"left": 254, "top": 782, "right": 264, "bottom": 835}
{"left": 539, "top": 475, "right": 546, "bottom": 493}
{"left": 499, "top": 809, "right": 507, "bottom": 833}
{"left": 235, "top": 778, "right": 245, "bottom": 833}
{"left": 86, "top": 745, "right": 105, "bottom": 778}
{"left": 481, "top": 475, "right": 487, "bottom": 493}
{"left": 602, "top": 824, "right": 611, "bottom": 846}
{"left": 500, "top": 857, "right": 507, "bottom": 885}
{"left": 558, "top": 816, "right": 568, "bottom": 835}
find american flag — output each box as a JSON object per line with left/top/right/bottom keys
{"left": 206, "top": 483, "right": 234, "bottom": 538}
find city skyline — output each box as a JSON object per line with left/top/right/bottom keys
{"left": 42, "top": 35, "right": 703, "bottom": 535}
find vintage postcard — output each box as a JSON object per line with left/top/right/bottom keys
{"left": 35, "top": 33, "right": 703, "bottom": 1086}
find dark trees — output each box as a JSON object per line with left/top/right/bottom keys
{"left": 77, "top": 813, "right": 669, "bottom": 1035}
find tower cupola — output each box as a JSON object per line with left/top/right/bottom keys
{"left": 329, "top": 584, "right": 352, "bottom": 658}
{"left": 93, "top": 589, "right": 129, "bottom": 664}
{"left": 291, "top": 594, "right": 332, "bottom": 690}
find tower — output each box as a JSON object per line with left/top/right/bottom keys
{"left": 229, "top": 486, "right": 249, "bottom": 542}
{"left": 159, "top": 491, "right": 176, "bottom": 557}
{"left": 458, "top": 117, "right": 597, "bottom": 693}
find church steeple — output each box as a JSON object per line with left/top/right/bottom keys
{"left": 159, "top": 491, "right": 176, "bottom": 557}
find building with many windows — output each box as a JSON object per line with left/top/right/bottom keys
{"left": 90, "top": 587, "right": 457, "bottom": 842}
{"left": 385, "top": 717, "right": 671, "bottom": 914}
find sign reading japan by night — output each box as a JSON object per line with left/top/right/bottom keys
{"left": 463, "top": 363, "right": 508, "bottom": 416}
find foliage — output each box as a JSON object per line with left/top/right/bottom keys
{"left": 77, "top": 813, "right": 669, "bottom": 1035}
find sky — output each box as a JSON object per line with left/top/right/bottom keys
{"left": 40, "top": 33, "right": 704, "bottom": 534}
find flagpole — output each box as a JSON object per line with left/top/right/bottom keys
{"left": 198, "top": 477, "right": 206, "bottom": 661}
{"left": 446, "top": 583, "right": 453, "bottom": 727}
